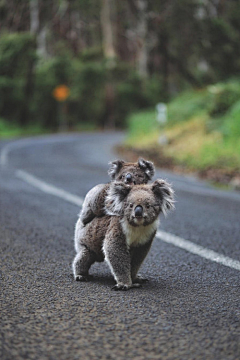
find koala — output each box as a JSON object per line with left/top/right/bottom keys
{"left": 80, "top": 158, "right": 155, "bottom": 226}
{"left": 72, "top": 179, "right": 174, "bottom": 290}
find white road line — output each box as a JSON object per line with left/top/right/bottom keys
{"left": 16, "top": 170, "right": 84, "bottom": 207}
{"left": 16, "top": 169, "right": 240, "bottom": 272}
{"left": 1, "top": 138, "right": 39, "bottom": 167}
{"left": 0, "top": 134, "right": 81, "bottom": 167}
{"left": 0, "top": 143, "right": 11, "bottom": 166}
{"left": 157, "top": 230, "right": 240, "bottom": 271}
{"left": 2, "top": 137, "right": 240, "bottom": 201}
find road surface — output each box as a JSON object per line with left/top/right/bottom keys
{"left": 0, "top": 132, "right": 239, "bottom": 360}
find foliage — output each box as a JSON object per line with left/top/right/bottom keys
{"left": 201, "top": 17, "right": 240, "bottom": 81}
{"left": 167, "top": 90, "right": 211, "bottom": 124}
{"left": 0, "top": 117, "right": 48, "bottom": 138}
{"left": 125, "top": 109, "right": 159, "bottom": 147}
{"left": 0, "top": 33, "right": 36, "bottom": 125}
{"left": 33, "top": 55, "right": 73, "bottom": 129}
{"left": 208, "top": 81, "right": 240, "bottom": 118}
{"left": 1, "top": 1, "right": 240, "bottom": 134}
{"left": 222, "top": 101, "right": 240, "bottom": 139}
{"left": 115, "top": 72, "right": 150, "bottom": 126}
{"left": 69, "top": 60, "right": 106, "bottom": 126}
{"left": 125, "top": 79, "right": 240, "bottom": 172}
{"left": 0, "top": 32, "right": 156, "bottom": 132}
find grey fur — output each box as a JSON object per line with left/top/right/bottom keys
{"left": 73, "top": 179, "right": 174, "bottom": 290}
{"left": 80, "top": 159, "right": 155, "bottom": 225}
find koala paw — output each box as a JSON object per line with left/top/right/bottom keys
{"left": 75, "top": 274, "right": 88, "bottom": 282}
{"left": 133, "top": 274, "right": 149, "bottom": 284}
{"left": 111, "top": 283, "right": 142, "bottom": 291}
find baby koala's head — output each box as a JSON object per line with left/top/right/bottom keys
{"left": 105, "top": 179, "right": 175, "bottom": 226}
{"left": 108, "top": 158, "right": 155, "bottom": 185}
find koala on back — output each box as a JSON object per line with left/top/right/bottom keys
{"left": 80, "top": 158, "right": 155, "bottom": 225}
{"left": 73, "top": 179, "right": 174, "bottom": 290}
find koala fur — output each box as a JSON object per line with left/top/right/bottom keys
{"left": 80, "top": 158, "right": 155, "bottom": 225}
{"left": 73, "top": 179, "right": 174, "bottom": 290}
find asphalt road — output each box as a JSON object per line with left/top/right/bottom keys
{"left": 0, "top": 132, "right": 239, "bottom": 360}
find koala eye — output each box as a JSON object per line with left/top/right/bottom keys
{"left": 129, "top": 203, "right": 133, "bottom": 208}
{"left": 146, "top": 204, "right": 150, "bottom": 209}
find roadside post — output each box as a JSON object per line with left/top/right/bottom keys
{"left": 156, "top": 102, "right": 168, "bottom": 145}
{"left": 52, "top": 85, "right": 70, "bottom": 132}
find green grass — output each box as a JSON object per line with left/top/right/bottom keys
{"left": 125, "top": 109, "right": 159, "bottom": 147}
{"left": 167, "top": 89, "right": 211, "bottom": 124}
{"left": 0, "top": 118, "right": 97, "bottom": 139}
{"left": 125, "top": 80, "right": 240, "bottom": 172}
{"left": 0, "top": 118, "right": 50, "bottom": 138}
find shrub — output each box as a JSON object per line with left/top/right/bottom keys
{"left": 0, "top": 33, "right": 36, "bottom": 125}
{"left": 116, "top": 72, "right": 149, "bottom": 126}
{"left": 208, "top": 81, "right": 240, "bottom": 118}
{"left": 167, "top": 89, "right": 211, "bottom": 125}
{"left": 69, "top": 60, "right": 106, "bottom": 127}
{"left": 33, "top": 55, "right": 73, "bottom": 129}
{"left": 222, "top": 101, "right": 240, "bottom": 139}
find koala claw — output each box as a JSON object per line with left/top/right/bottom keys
{"left": 111, "top": 283, "right": 142, "bottom": 291}
{"left": 75, "top": 275, "right": 88, "bottom": 282}
{"left": 133, "top": 275, "right": 149, "bottom": 284}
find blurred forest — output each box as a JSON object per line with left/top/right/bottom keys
{"left": 0, "top": 0, "right": 240, "bottom": 132}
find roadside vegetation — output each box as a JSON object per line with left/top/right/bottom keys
{"left": 1, "top": 1, "right": 240, "bottom": 138}
{"left": 1, "top": 2, "right": 240, "bottom": 186}
{"left": 124, "top": 79, "right": 240, "bottom": 187}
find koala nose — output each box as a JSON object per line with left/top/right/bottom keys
{"left": 134, "top": 205, "right": 143, "bottom": 218}
{"left": 125, "top": 173, "right": 132, "bottom": 184}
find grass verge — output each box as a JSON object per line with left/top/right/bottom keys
{"left": 0, "top": 118, "right": 97, "bottom": 139}
{"left": 122, "top": 82, "right": 240, "bottom": 189}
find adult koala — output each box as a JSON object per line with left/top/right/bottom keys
{"left": 80, "top": 158, "right": 155, "bottom": 226}
{"left": 73, "top": 179, "right": 174, "bottom": 290}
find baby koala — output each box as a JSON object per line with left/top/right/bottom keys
{"left": 73, "top": 179, "right": 174, "bottom": 290}
{"left": 80, "top": 158, "right": 155, "bottom": 226}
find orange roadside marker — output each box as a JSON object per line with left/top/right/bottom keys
{"left": 53, "top": 85, "right": 70, "bottom": 102}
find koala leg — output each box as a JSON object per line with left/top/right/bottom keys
{"left": 72, "top": 245, "right": 96, "bottom": 281}
{"left": 103, "top": 234, "right": 141, "bottom": 291}
{"left": 130, "top": 240, "right": 153, "bottom": 284}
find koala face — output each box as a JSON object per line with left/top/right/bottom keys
{"left": 115, "top": 165, "right": 148, "bottom": 185}
{"left": 105, "top": 179, "right": 175, "bottom": 220}
{"left": 108, "top": 158, "right": 155, "bottom": 185}
{"left": 124, "top": 188, "right": 161, "bottom": 227}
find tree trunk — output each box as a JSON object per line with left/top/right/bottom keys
{"left": 19, "top": 55, "right": 35, "bottom": 126}
{"left": 136, "top": 0, "right": 148, "bottom": 78}
{"left": 101, "top": 0, "right": 116, "bottom": 60}
{"left": 30, "top": 0, "right": 39, "bottom": 34}
{"left": 30, "top": 0, "right": 48, "bottom": 58}
{"left": 160, "top": 30, "right": 170, "bottom": 100}
{"left": 101, "top": 0, "right": 116, "bottom": 128}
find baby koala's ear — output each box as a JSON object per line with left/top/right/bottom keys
{"left": 138, "top": 158, "right": 155, "bottom": 180}
{"left": 152, "top": 179, "right": 175, "bottom": 216}
{"left": 108, "top": 160, "right": 125, "bottom": 180}
{"left": 105, "top": 182, "right": 132, "bottom": 216}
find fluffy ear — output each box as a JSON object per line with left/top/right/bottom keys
{"left": 108, "top": 160, "right": 126, "bottom": 180}
{"left": 138, "top": 158, "right": 155, "bottom": 180}
{"left": 105, "top": 182, "right": 132, "bottom": 216}
{"left": 152, "top": 179, "right": 175, "bottom": 216}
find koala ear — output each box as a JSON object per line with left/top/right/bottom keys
{"left": 138, "top": 158, "right": 155, "bottom": 180}
{"left": 108, "top": 160, "right": 125, "bottom": 180}
{"left": 105, "top": 182, "right": 132, "bottom": 216}
{"left": 152, "top": 179, "right": 175, "bottom": 216}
